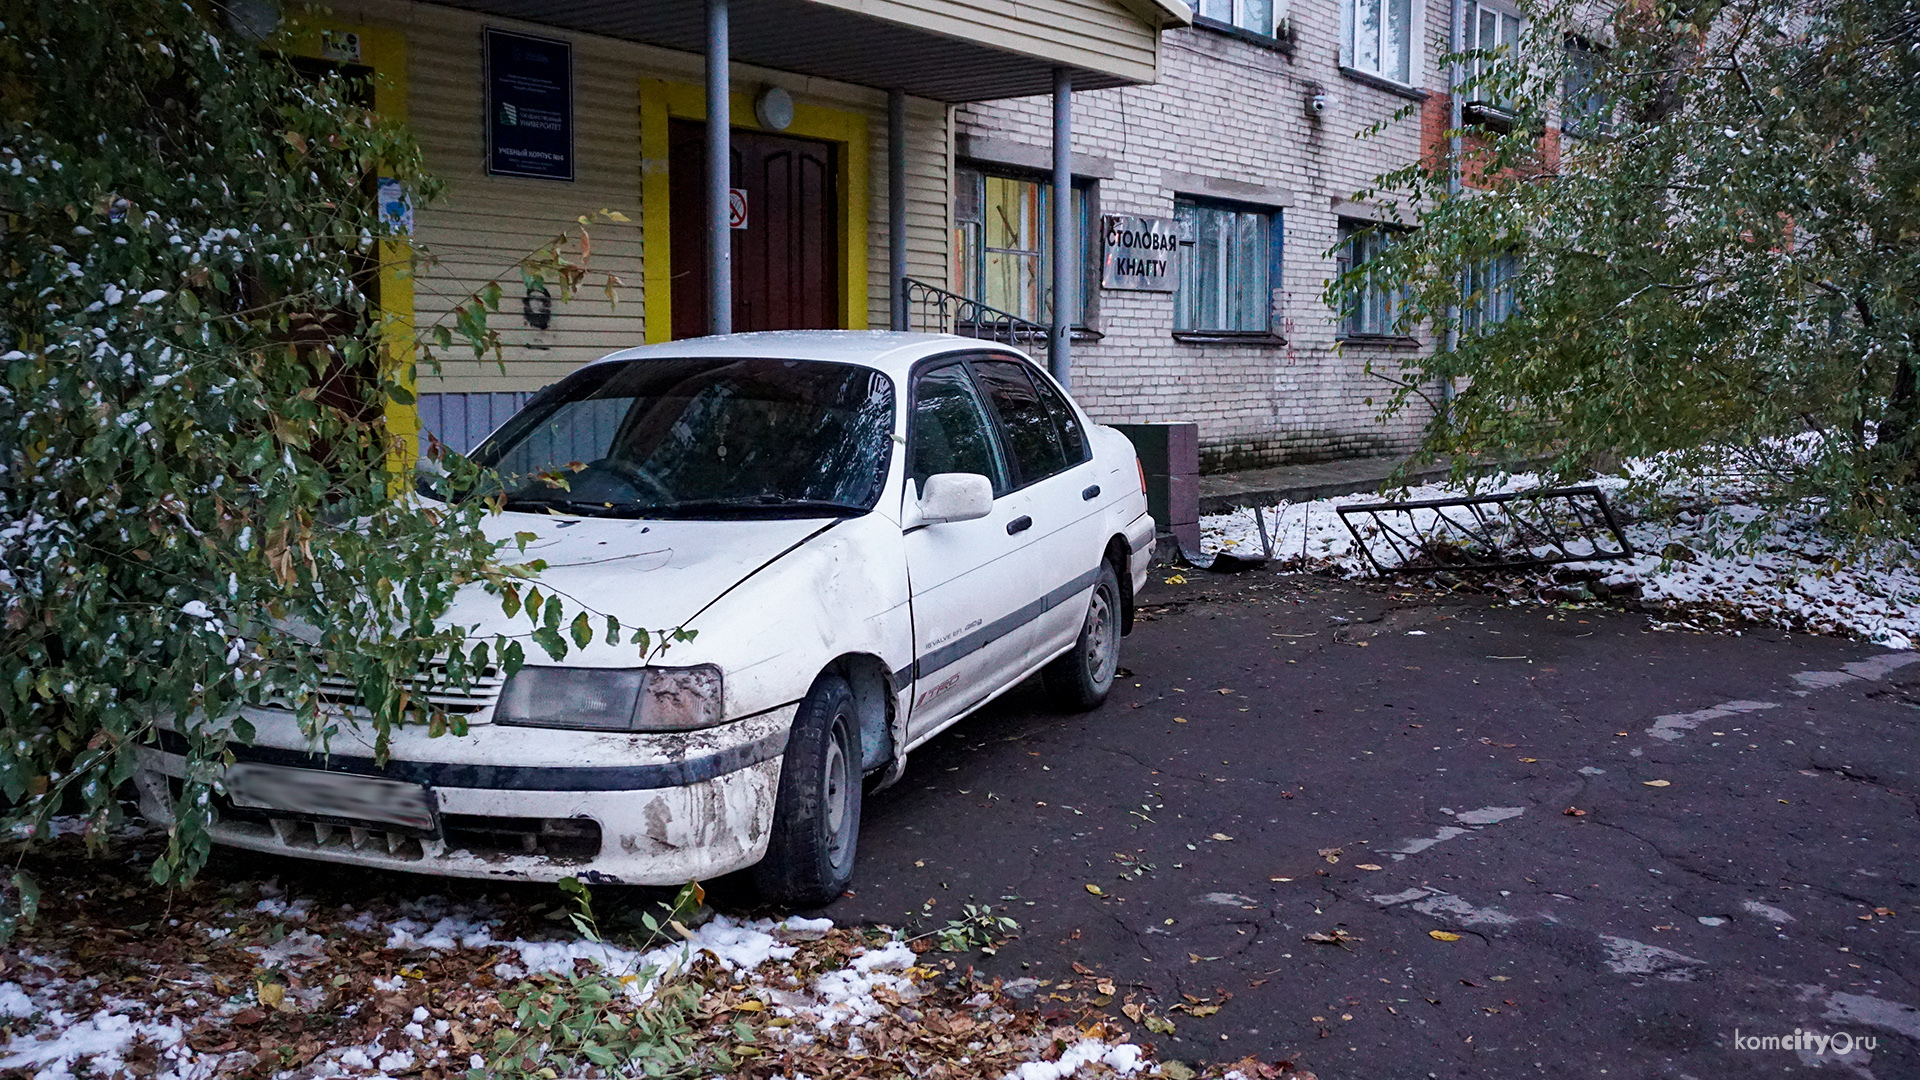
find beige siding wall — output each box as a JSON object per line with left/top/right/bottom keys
{"left": 332, "top": 0, "right": 951, "bottom": 396}
{"left": 807, "top": 0, "right": 1162, "bottom": 84}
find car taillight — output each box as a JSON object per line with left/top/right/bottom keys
{"left": 1136, "top": 455, "right": 1147, "bottom": 495}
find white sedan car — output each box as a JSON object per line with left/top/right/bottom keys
{"left": 135, "top": 332, "right": 1154, "bottom": 904}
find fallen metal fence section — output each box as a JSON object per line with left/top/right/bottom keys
{"left": 1335, "top": 486, "right": 1634, "bottom": 575}
{"left": 902, "top": 278, "right": 1050, "bottom": 361}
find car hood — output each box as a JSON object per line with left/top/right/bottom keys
{"left": 441, "top": 512, "right": 840, "bottom": 649}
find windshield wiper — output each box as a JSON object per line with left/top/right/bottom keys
{"left": 658, "top": 495, "right": 870, "bottom": 517}
{"left": 499, "top": 497, "right": 655, "bottom": 519}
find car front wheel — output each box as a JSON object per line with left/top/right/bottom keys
{"left": 1043, "top": 560, "right": 1121, "bottom": 711}
{"left": 755, "top": 672, "right": 862, "bottom": 906}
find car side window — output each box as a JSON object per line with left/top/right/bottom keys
{"left": 970, "top": 358, "right": 1071, "bottom": 486}
{"left": 909, "top": 363, "right": 1009, "bottom": 495}
{"left": 1029, "top": 369, "right": 1090, "bottom": 467}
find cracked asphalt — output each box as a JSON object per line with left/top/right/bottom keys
{"left": 822, "top": 570, "right": 1920, "bottom": 1078}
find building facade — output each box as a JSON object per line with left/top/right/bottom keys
{"left": 288, "top": 0, "right": 1187, "bottom": 457}
{"left": 950, "top": 0, "right": 1537, "bottom": 471}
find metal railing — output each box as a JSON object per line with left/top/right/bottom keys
{"left": 1335, "top": 485, "right": 1635, "bottom": 575}
{"left": 902, "top": 278, "right": 1050, "bottom": 360}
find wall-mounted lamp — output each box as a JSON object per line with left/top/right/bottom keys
{"left": 755, "top": 86, "right": 795, "bottom": 131}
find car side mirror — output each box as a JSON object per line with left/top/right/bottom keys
{"left": 914, "top": 473, "right": 994, "bottom": 525}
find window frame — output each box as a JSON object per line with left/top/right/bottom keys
{"left": 1561, "top": 34, "right": 1611, "bottom": 139}
{"left": 952, "top": 164, "right": 1094, "bottom": 329}
{"left": 1335, "top": 219, "right": 1415, "bottom": 342}
{"left": 1341, "top": 0, "right": 1420, "bottom": 88}
{"left": 1193, "top": 0, "right": 1289, "bottom": 45}
{"left": 905, "top": 359, "right": 1013, "bottom": 498}
{"left": 1463, "top": 0, "right": 1526, "bottom": 120}
{"left": 1172, "top": 197, "right": 1281, "bottom": 340}
{"left": 1461, "top": 252, "right": 1519, "bottom": 334}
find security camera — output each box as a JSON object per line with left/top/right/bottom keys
{"left": 1309, "top": 93, "right": 1330, "bottom": 116}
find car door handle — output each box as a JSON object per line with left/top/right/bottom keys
{"left": 1006, "top": 515, "right": 1033, "bottom": 535}
{"left": 1082, "top": 484, "right": 1101, "bottom": 501}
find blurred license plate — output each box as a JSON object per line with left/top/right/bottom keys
{"left": 223, "top": 763, "right": 436, "bottom": 833}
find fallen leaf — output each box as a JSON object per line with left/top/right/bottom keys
{"left": 1174, "top": 717, "right": 1188, "bottom": 724}
{"left": 733, "top": 999, "right": 765, "bottom": 1012}
{"left": 1085, "top": 884, "right": 1106, "bottom": 896}
{"left": 256, "top": 982, "right": 286, "bottom": 1010}
{"left": 1304, "top": 929, "right": 1360, "bottom": 947}
{"left": 1564, "top": 806, "right": 1588, "bottom": 817}
{"left": 1144, "top": 1014, "right": 1177, "bottom": 1035}
{"left": 1519, "top": 757, "right": 1538, "bottom": 763}
{"left": 1429, "top": 930, "right": 1463, "bottom": 942}
{"left": 1189, "top": 1004, "right": 1221, "bottom": 1017}
{"left": 1269, "top": 876, "right": 1294, "bottom": 882}
{"left": 1165, "top": 574, "right": 1188, "bottom": 585}
{"left": 1318, "top": 847, "right": 1342, "bottom": 864}
{"left": 1097, "top": 979, "right": 1116, "bottom": 995}
{"left": 1216, "top": 688, "right": 1233, "bottom": 695}
{"left": 1122, "top": 1002, "right": 1145, "bottom": 1023}
{"left": 1211, "top": 833, "right": 1234, "bottom": 841}
{"left": 1874, "top": 907, "right": 1895, "bottom": 916}
{"left": 1355, "top": 864, "right": 1384, "bottom": 871}
{"left": 1643, "top": 779, "right": 1672, "bottom": 787}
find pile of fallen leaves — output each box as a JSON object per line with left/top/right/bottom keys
{"left": 0, "top": 827, "right": 1316, "bottom": 1080}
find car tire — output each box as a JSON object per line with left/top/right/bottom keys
{"left": 1043, "top": 560, "right": 1122, "bottom": 712}
{"left": 754, "top": 673, "right": 862, "bottom": 907}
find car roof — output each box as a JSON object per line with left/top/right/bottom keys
{"left": 584, "top": 331, "right": 1044, "bottom": 381}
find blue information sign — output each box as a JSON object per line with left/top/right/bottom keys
{"left": 484, "top": 28, "right": 573, "bottom": 181}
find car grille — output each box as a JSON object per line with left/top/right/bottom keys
{"left": 303, "top": 660, "right": 505, "bottom": 717}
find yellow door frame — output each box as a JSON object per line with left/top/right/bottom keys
{"left": 286, "top": 19, "right": 417, "bottom": 468}
{"left": 639, "top": 79, "right": 870, "bottom": 343}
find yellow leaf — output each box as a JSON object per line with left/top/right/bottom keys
{"left": 733, "top": 1000, "right": 765, "bottom": 1012}
{"left": 1174, "top": 717, "right": 1188, "bottom": 723}
{"left": 1356, "top": 864, "right": 1384, "bottom": 871}
{"left": 1164, "top": 574, "right": 1188, "bottom": 584}
{"left": 256, "top": 982, "right": 286, "bottom": 1010}
{"left": 1085, "top": 883, "right": 1106, "bottom": 896}
{"left": 1519, "top": 757, "right": 1538, "bottom": 763}
{"left": 1643, "top": 779, "right": 1672, "bottom": 787}
{"left": 1211, "top": 833, "right": 1233, "bottom": 841}
{"left": 1429, "top": 930, "right": 1462, "bottom": 941}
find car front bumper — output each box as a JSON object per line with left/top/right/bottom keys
{"left": 133, "top": 704, "right": 796, "bottom": 885}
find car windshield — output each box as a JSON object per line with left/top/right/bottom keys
{"left": 457, "top": 357, "right": 896, "bottom": 518}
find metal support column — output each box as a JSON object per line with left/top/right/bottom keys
{"left": 888, "top": 88, "right": 908, "bottom": 332}
{"left": 1441, "top": 0, "right": 1465, "bottom": 413}
{"left": 1049, "top": 67, "right": 1073, "bottom": 386}
{"left": 706, "top": 0, "right": 732, "bottom": 336}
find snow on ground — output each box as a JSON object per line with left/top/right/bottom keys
{"left": 0, "top": 866, "right": 1195, "bottom": 1080}
{"left": 1200, "top": 465, "right": 1918, "bottom": 650}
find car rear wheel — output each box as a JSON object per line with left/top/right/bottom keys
{"left": 1044, "top": 560, "right": 1121, "bottom": 711}
{"left": 755, "top": 672, "right": 862, "bottom": 906}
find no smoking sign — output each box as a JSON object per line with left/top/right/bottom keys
{"left": 728, "top": 188, "right": 748, "bottom": 230}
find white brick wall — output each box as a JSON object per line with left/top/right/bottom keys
{"left": 958, "top": 2, "right": 1455, "bottom": 471}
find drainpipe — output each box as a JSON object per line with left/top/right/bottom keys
{"left": 1441, "top": 0, "right": 1465, "bottom": 415}
{"left": 889, "top": 88, "right": 908, "bottom": 332}
{"left": 706, "top": 0, "right": 732, "bottom": 336}
{"left": 1050, "top": 67, "right": 1074, "bottom": 387}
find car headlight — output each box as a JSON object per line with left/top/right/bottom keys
{"left": 493, "top": 665, "right": 725, "bottom": 732}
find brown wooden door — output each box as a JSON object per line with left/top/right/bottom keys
{"left": 669, "top": 120, "right": 838, "bottom": 338}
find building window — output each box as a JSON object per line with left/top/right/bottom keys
{"left": 1174, "top": 199, "right": 1275, "bottom": 335}
{"left": 1345, "top": 0, "right": 1414, "bottom": 84}
{"left": 1464, "top": 0, "right": 1524, "bottom": 112}
{"left": 1562, "top": 35, "right": 1609, "bottom": 138}
{"left": 1196, "top": 0, "right": 1279, "bottom": 37}
{"left": 1336, "top": 220, "right": 1407, "bottom": 338}
{"left": 1461, "top": 253, "right": 1518, "bottom": 333}
{"left": 952, "top": 166, "right": 1088, "bottom": 326}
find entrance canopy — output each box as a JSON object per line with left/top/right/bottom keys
{"left": 433, "top": 0, "right": 1189, "bottom": 101}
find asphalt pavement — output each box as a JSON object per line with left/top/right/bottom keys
{"left": 823, "top": 569, "right": 1920, "bottom": 1079}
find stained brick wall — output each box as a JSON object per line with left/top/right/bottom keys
{"left": 957, "top": 6, "right": 1462, "bottom": 473}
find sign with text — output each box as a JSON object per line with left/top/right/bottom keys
{"left": 485, "top": 28, "right": 573, "bottom": 181}
{"left": 1101, "top": 214, "right": 1180, "bottom": 292}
